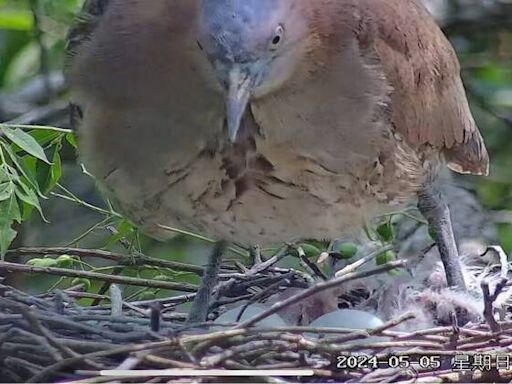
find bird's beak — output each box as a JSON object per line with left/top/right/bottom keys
{"left": 226, "top": 67, "right": 253, "bottom": 143}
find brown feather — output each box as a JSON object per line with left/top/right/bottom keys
{"left": 357, "top": 0, "right": 489, "bottom": 176}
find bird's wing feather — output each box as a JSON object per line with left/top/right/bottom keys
{"left": 359, "top": 0, "right": 488, "bottom": 175}
{"left": 66, "top": 0, "right": 110, "bottom": 130}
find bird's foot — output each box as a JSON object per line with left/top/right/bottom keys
{"left": 418, "top": 185, "right": 467, "bottom": 292}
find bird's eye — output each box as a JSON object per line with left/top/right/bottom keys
{"left": 269, "top": 25, "right": 284, "bottom": 50}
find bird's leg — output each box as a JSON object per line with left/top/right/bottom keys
{"left": 417, "top": 184, "right": 467, "bottom": 291}
{"left": 186, "top": 241, "right": 227, "bottom": 324}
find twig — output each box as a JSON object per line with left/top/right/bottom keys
{"left": 235, "top": 277, "right": 292, "bottom": 322}
{"left": 294, "top": 245, "right": 327, "bottom": 281}
{"left": 110, "top": 284, "right": 123, "bottom": 317}
{"left": 157, "top": 224, "right": 247, "bottom": 257}
{"left": 335, "top": 245, "right": 393, "bottom": 277}
{"left": 324, "top": 312, "right": 416, "bottom": 344}
{"left": 481, "top": 278, "right": 508, "bottom": 333}
{"left": 27, "top": 328, "right": 247, "bottom": 382}
{"left": 143, "top": 354, "right": 197, "bottom": 369}
{"left": 0, "top": 261, "right": 198, "bottom": 292}
{"left": 7, "top": 247, "right": 204, "bottom": 275}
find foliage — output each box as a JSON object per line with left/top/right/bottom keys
{"left": 0, "top": 0, "right": 80, "bottom": 88}
{"left": 0, "top": 124, "right": 70, "bottom": 256}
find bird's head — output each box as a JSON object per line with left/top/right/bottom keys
{"left": 197, "top": 0, "right": 310, "bottom": 142}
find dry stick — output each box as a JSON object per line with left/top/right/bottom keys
{"left": 143, "top": 354, "right": 198, "bottom": 369}
{"left": 236, "top": 259, "right": 406, "bottom": 329}
{"left": 7, "top": 247, "right": 204, "bottom": 275}
{"left": 64, "top": 374, "right": 139, "bottom": 384}
{"left": 294, "top": 245, "right": 327, "bottom": 281}
{"left": 324, "top": 312, "right": 416, "bottom": 344}
{"left": 110, "top": 284, "right": 123, "bottom": 317}
{"left": 27, "top": 329, "right": 246, "bottom": 383}
{"left": 235, "top": 278, "right": 292, "bottom": 322}
{"left": 203, "top": 340, "right": 291, "bottom": 367}
{"left": 4, "top": 357, "right": 43, "bottom": 377}
{"left": 457, "top": 331, "right": 508, "bottom": 348}
{"left": 129, "top": 292, "right": 197, "bottom": 307}
{"left": 0, "top": 261, "right": 198, "bottom": 292}
{"left": 250, "top": 245, "right": 292, "bottom": 274}
{"left": 213, "top": 245, "right": 292, "bottom": 299}
{"left": 92, "top": 266, "right": 124, "bottom": 307}
{"left": 481, "top": 278, "right": 508, "bottom": 382}
{"left": 0, "top": 300, "right": 106, "bottom": 372}
{"left": 335, "top": 244, "right": 394, "bottom": 277}
{"left": 62, "top": 291, "right": 110, "bottom": 301}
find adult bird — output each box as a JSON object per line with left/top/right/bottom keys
{"left": 67, "top": 0, "right": 488, "bottom": 321}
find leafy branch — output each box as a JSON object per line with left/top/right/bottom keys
{"left": 0, "top": 123, "right": 71, "bottom": 257}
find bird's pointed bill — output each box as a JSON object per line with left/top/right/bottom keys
{"left": 226, "top": 67, "right": 253, "bottom": 142}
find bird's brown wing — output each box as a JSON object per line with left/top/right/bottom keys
{"left": 360, "top": 0, "right": 489, "bottom": 176}
{"left": 65, "top": 0, "right": 110, "bottom": 129}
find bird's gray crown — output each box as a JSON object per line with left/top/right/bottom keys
{"left": 199, "top": 0, "right": 283, "bottom": 63}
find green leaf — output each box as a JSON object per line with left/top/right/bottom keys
{"left": 20, "top": 156, "right": 38, "bottom": 184}
{"left": 0, "top": 182, "right": 13, "bottom": 201}
{"left": 27, "top": 258, "right": 58, "bottom": 268}
{"left": 66, "top": 133, "right": 78, "bottom": 149}
{"left": 153, "top": 274, "right": 173, "bottom": 281}
{"left": 56, "top": 255, "right": 76, "bottom": 267}
{"left": 105, "top": 219, "right": 135, "bottom": 248}
{"left": 20, "top": 201, "right": 34, "bottom": 221}
{"left": 0, "top": 193, "right": 21, "bottom": 224}
{"left": 0, "top": 166, "right": 8, "bottom": 183}
{"left": 15, "top": 181, "right": 47, "bottom": 222}
{"left": 0, "top": 224, "right": 16, "bottom": 259}
{"left": 376, "top": 222, "right": 394, "bottom": 242}
{"left": 28, "top": 130, "right": 61, "bottom": 148}
{"left": 0, "top": 141, "right": 43, "bottom": 196}
{"left": 1, "top": 126, "right": 51, "bottom": 164}
{"left": 44, "top": 148, "right": 62, "bottom": 193}
{"left": 0, "top": 10, "right": 33, "bottom": 30}
{"left": 0, "top": 197, "right": 18, "bottom": 257}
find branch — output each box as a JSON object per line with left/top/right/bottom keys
{"left": 481, "top": 278, "right": 508, "bottom": 333}
{"left": 0, "top": 261, "right": 198, "bottom": 292}
{"left": 7, "top": 247, "right": 204, "bottom": 275}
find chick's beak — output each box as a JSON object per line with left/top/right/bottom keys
{"left": 226, "top": 67, "right": 253, "bottom": 143}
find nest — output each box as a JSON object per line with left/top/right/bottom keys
{"left": 1, "top": 244, "right": 512, "bottom": 383}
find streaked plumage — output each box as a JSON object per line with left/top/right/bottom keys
{"left": 67, "top": 0, "right": 488, "bottom": 252}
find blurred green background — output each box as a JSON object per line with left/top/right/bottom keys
{"left": 0, "top": 0, "right": 511, "bottom": 300}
